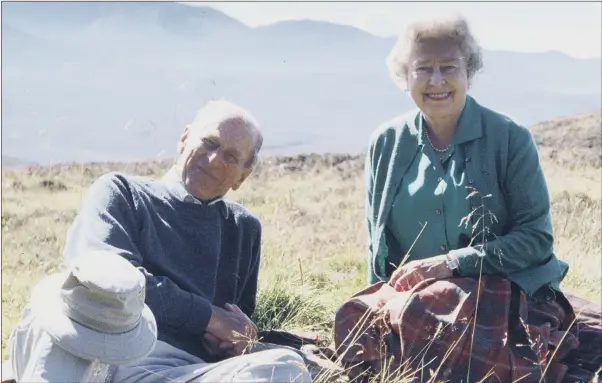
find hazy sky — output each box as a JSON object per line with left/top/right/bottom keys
{"left": 188, "top": 1, "right": 601, "bottom": 59}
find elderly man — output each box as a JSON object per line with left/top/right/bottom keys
{"left": 62, "top": 100, "right": 311, "bottom": 382}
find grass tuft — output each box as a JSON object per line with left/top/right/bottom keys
{"left": 252, "top": 277, "right": 331, "bottom": 333}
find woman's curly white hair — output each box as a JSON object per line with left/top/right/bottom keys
{"left": 386, "top": 14, "right": 484, "bottom": 89}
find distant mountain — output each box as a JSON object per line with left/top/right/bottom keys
{"left": 2, "top": 2, "right": 601, "bottom": 164}
{"left": 1, "top": 155, "right": 35, "bottom": 168}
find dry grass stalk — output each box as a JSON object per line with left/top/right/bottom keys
{"left": 2, "top": 116, "right": 600, "bottom": 381}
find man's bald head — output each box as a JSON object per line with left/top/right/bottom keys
{"left": 188, "top": 100, "right": 263, "bottom": 168}
{"left": 175, "top": 100, "right": 263, "bottom": 200}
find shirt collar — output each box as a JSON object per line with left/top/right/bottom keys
{"left": 417, "top": 94, "right": 483, "bottom": 146}
{"left": 161, "top": 167, "right": 228, "bottom": 219}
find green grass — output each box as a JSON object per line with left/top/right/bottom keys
{"left": 2, "top": 112, "right": 601, "bottom": 381}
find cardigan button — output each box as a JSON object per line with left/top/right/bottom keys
{"left": 465, "top": 157, "right": 471, "bottom": 162}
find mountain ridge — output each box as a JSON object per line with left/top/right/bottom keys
{"left": 2, "top": 2, "right": 600, "bottom": 165}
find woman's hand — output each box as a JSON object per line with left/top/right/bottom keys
{"left": 389, "top": 255, "right": 454, "bottom": 291}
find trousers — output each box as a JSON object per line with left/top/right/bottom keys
{"left": 8, "top": 305, "right": 312, "bottom": 383}
{"left": 8, "top": 306, "right": 110, "bottom": 383}
{"left": 107, "top": 340, "right": 313, "bottom": 383}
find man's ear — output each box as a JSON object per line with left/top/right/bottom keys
{"left": 177, "top": 125, "right": 191, "bottom": 154}
{"left": 231, "top": 168, "right": 253, "bottom": 191}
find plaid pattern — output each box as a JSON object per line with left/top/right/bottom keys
{"left": 334, "top": 277, "right": 602, "bottom": 382}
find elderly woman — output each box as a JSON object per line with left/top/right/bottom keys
{"left": 334, "top": 15, "right": 601, "bottom": 383}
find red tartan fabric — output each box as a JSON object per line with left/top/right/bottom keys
{"left": 334, "top": 277, "right": 602, "bottom": 383}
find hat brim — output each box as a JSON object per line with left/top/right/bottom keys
{"left": 30, "top": 273, "right": 157, "bottom": 365}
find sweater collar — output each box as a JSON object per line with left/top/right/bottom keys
{"left": 161, "top": 167, "right": 228, "bottom": 219}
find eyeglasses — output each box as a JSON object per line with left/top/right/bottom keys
{"left": 411, "top": 65, "right": 463, "bottom": 80}
{"left": 410, "top": 58, "right": 466, "bottom": 80}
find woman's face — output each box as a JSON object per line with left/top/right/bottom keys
{"left": 406, "top": 39, "right": 469, "bottom": 122}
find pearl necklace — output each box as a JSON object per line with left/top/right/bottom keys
{"left": 425, "top": 130, "right": 452, "bottom": 153}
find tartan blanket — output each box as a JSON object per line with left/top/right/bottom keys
{"left": 334, "top": 276, "right": 602, "bottom": 383}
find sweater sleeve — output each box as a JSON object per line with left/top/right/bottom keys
{"left": 451, "top": 126, "right": 555, "bottom": 277}
{"left": 62, "top": 172, "right": 213, "bottom": 336}
{"left": 237, "top": 219, "right": 261, "bottom": 318}
{"left": 365, "top": 134, "right": 382, "bottom": 285}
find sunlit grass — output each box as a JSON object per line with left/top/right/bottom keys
{"left": 2, "top": 135, "right": 600, "bottom": 381}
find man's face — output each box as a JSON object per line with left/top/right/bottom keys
{"left": 176, "top": 119, "right": 256, "bottom": 200}
{"left": 406, "top": 39, "right": 469, "bottom": 121}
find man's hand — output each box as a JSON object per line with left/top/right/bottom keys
{"left": 389, "top": 255, "right": 454, "bottom": 292}
{"left": 204, "top": 303, "right": 258, "bottom": 357}
{"left": 202, "top": 332, "right": 235, "bottom": 359}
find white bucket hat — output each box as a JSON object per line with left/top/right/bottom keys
{"left": 29, "top": 250, "right": 158, "bottom": 365}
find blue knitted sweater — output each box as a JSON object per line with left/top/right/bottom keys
{"left": 63, "top": 171, "right": 262, "bottom": 360}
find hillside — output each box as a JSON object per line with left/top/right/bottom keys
{"left": 2, "top": 108, "right": 599, "bottom": 170}
{"left": 2, "top": 1, "right": 601, "bottom": 165}
{"left": 1, "top": 155, "right": 34, "bottom": 168}
{"left": 530, "top": 109, "right": 601, "bottom": 167}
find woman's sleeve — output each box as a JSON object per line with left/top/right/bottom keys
{"left": 451, "top": 125, "right": 555, "bottom": 277}
{"left": 365, "top": 141, "right": 380, "bottom": 284}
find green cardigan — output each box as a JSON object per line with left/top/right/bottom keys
{"left": 365, "top": 95, "right": 569, "bottom": 298}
